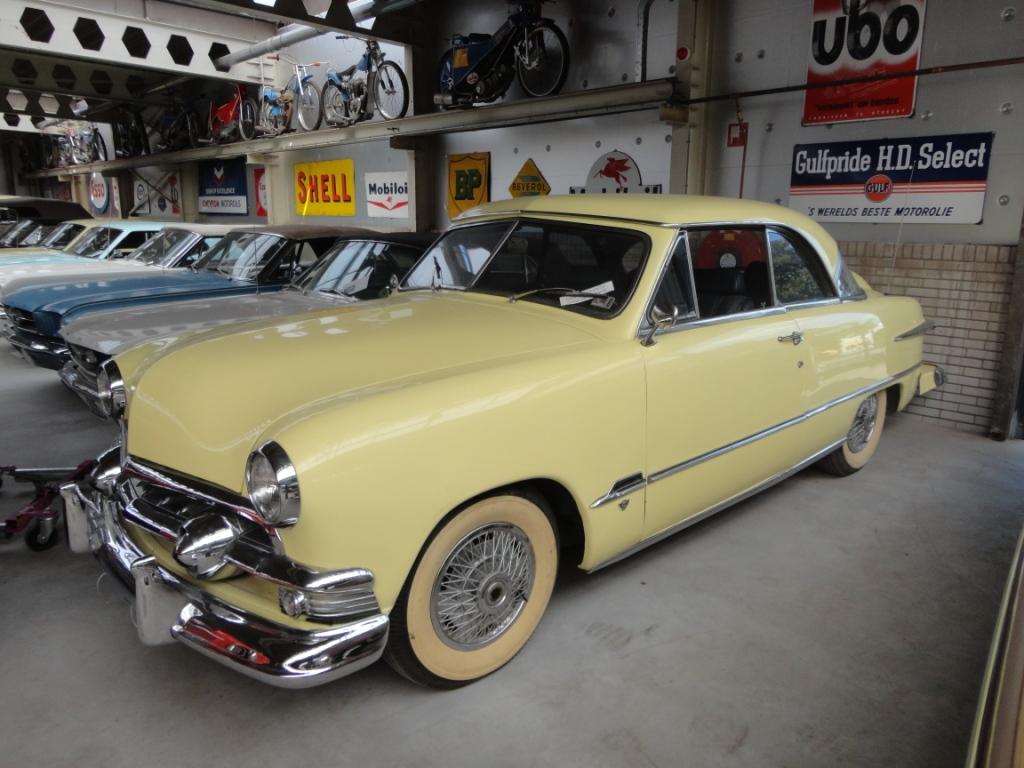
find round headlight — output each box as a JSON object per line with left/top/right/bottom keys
{"left": 246, "top": 442, "right": 301, "bottom": 527}
{"left": 96, "top": 361, "right": 126, "bottom": 419}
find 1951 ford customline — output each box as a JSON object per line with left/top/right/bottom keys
{"left": 63, "top": 195, "right": 943, "bottom": 689}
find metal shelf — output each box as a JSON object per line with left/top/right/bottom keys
{"left": 23, "top": 78, "right": 682, "bottom": 179}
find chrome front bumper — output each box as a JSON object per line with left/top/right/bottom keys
{"left": 62, "top": 453, "right": 389, "bottom": 689}
{"left": 7, "top": 331, "right": 67, "bottom": 370}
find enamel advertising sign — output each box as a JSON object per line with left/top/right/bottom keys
{"left": 295, "top": 159, "right": 356, "bottom": 217}
{"left": 366, "top": 171, "right": 409, "bottom": 218}
{"left": 803, "top": 0, "right": 926, "bottom": 125}
{"left": 788, "top": 132, "right": 994, "bottom": 224}
{"left": 447, "top": 153, "right": 490, "bottom": 219}
{"left": 508, "top": 159, "right": 551, "bottom": 197}
{"left": 199, "top": 158, "right": 248, "bottom": 215}
{"left": 569, "top": 151, "right": 662, "bottom": 194}
{"left": 254, "top": 167, "right": 268, "bottom": 217}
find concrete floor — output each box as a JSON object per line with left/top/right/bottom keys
{"left": 1, "top": 349, "right": 1023, "bottom": 768}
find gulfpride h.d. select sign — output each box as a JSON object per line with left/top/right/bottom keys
{"left": 294, "top": 159, "right": 356, "bottom": 216}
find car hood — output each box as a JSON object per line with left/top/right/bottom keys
{"left": 3, "top": 271, "right": 240, "bottom": 318}
{"left": 125, "top": 291, "right": 602, "bottom": 491}
{"left": 0, "top": 252, "right": 89, "bottom": 267}
{"left": 0, "top": 261, "right": 152, "bottom": 295}
{"left": 64, "top": 288, "right": 352, "bottom": 356}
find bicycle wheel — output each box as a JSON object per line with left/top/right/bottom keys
{"left": 238, "top": 99, "right": 257, "bottom": 141}
{"left": 295, "top": 84, "right": 322, "bottom": 131}
{"left": 516, "top": 23, "right": 570, "bottom": 98}
{"left": 436, "top": 49, "right": 455, "bottom": 110}
{"left": 185, "top": 111, "right": 201, "bottom": 148}
{"left": 374, "top": 61, "right": 409, "bottom": 120}
{"left": 92, "top": 133, "right": 108, "bottom": 162}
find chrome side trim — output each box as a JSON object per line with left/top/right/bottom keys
{"left": 588, "top": 437, "right": 847, "bottom": 572}
{"left": 647, "top": 363, "right": 920, "bottom": 485}
{"left": 590, "top": 473, "right": 648, "bottom": 509}
{"left": 894, "top": 320, "right": 935, "bottom": 341}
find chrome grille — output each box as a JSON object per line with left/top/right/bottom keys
{"left": 3, "top": 305, "right": 36, "bottom": 334}
{"left": 68, "top": 343, "right": 107, "bottom": 378}
{"left": 120, "top": 468, "right": 278, "bottom": 558}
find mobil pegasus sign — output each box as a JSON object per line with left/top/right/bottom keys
{"left": 788, "top": 132, "right": 994, "bottom": 224}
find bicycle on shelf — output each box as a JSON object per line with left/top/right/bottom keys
{"left": 203, "top": 82, "right": 257, "bottom": 144}
{"left": 435, "top": 0, "right": 569, "bottom": 108}
{"left": 152, "top": 94, "right": 202, "bottom": 152}
{"left": 113, "top": 106, "right": 150, "bottom": 158}
{"left": 321, "top": 36, "right": 409, "bottom": 127}
{"left": 255, "top": 59, "right": 324, "bottom": 135}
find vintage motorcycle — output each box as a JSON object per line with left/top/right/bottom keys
{"left": 152, "top": 94, "right": 202, "bottom": 151}
{"left": 113, "top": 106, "right": 150, "bottom": 158}
{"left": 321, "top": 36, "right": 409, "bottom": 126}
{"left": 255, "top": 60, "right": 323, "bottom": 135}
{"left": 56, "top": 122, "right": 107, "bottom": 165}
{"left": 435, "top": 0, "right": 569, "bottom": 107}
{"left": 203, "top": 83, "right": 257, "bottom": 144}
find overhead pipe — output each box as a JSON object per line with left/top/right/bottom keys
{"left": 215, "top": 23, "right": 323, "bottom": 68}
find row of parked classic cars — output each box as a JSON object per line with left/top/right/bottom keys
{"left": 2, "top": 194, "right": 943, "bottom": 692}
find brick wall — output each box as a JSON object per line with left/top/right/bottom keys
{"left": 840, "top": 241, "right": 1018, "bottom": 435}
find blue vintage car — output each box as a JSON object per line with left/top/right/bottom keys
{"left": 0, "top": 219, "right": 165, "bottom": 272}
{"left": 1, "top": 224, "right": 360, "bottom": 369}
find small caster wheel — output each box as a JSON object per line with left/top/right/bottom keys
{"left": 25, "top": 518, "right": 60, "bottom": 551}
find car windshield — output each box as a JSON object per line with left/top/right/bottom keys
{"left": 0, "top": 220, "right": 36, "bottom": 247}
{"left": 295, "top": 239, "right": 421, "bottom": 300}
{"left": 402, "top": 219, "right": 649, "bottom": 317}
{"left": 17, "top": 224, "right": 50, "bottom": 246}
{"left": 195, "top": 232, "right": 283, "bottom": 280}
{"left": 128, "top": 229, "right": 195, "bottom": 266}
{"left": 66, "top": 227, "right": 121, "bottom": 257}
{"left": 40, "top": 222, "right": 84, "bottom": 249}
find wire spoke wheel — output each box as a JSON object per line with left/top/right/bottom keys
{"left": 373, "top": 61, "right": 409, "bottom": 120}
{"left": 431, "top": 523, "right": 535, "bottom": 649}
{"left": 385, "top": 492, "right": 558, "bottom": 687}
{"left": 847, "top": 394, "right": 879, "bottom": 454}
{"left": 516, "top": 25, "right": 569, "bottom": 98}
{"left": 296, "top": 85, "right": 321, "bottom": 131}
{"left": 238, "top": 99, "right": 257, "bottom": 141}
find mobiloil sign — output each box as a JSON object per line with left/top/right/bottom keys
{"left": 789, "top": 132, "right": 994, "bottom": 224}
{"left": 294, "top": 159, "right": 356, "bottom": 216}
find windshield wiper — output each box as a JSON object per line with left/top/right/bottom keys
{"left": 508, "top": 287, "right": 616, "bottom": 306}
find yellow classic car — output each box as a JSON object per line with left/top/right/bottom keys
{"left": 63, "top": 195, "right": 942, "bottom": 689}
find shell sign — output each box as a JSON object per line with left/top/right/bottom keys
{"left": 294, "top": 159, "right": 356, "bottom": 217}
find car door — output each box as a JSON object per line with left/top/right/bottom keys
{"left": 641, "top": 227, "right": 810, "bottom": 539}
{"left": 766, "top": 227, "right": 885, "bottom": 438}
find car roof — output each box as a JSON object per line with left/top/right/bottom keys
{"left": 0, "top": 197, "right": 91, "bottom": 220}
{"left": 163, "top": 223, "right": 248, "bottom": 236}
{"left": 233, "top": 224, "right": 377, "bottom": 239}
{"left": 338, "top": 231, "right": 436, "bottom": 248}
{"left": 461, "top": 194, "right": 842, "bottom": 271}
{"left": 88, "top": 219, "right": 169, "bottom": 232}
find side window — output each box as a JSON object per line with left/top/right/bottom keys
{"left": 651, "top": 237, "right": 696, "bottom": 321}
{"left": 119, "top": 231, "right": 151, "bottom": 250}
{"left": 180, "top": 237, "right": 217, "bottom": 268}
{"left": 688, "top": 227, "right": 771, "bottom": 318}
{"left": 835, "top": 256, "right": 867, "bottom": 300}
{"left": 296, "top": 241, "right": 318, "bottom": 268}
{"left": 767, "top": 229, "right": 835, "bottom": 304}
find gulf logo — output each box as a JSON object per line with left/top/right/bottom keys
{"left": 864, "top": 174, "right": 894, "bottom": 202}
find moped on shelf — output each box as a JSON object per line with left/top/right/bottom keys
{"left": 321, "top": 36, "right": 409, "bottom": 126}
{"left": 255, "top": 59, "right": 324, "bottom": 135}
{"left": 435, "top": 0, "right": 569, "bottom": 108}
{"left": 57, "top": 122, "right": 107, "bottom": 165}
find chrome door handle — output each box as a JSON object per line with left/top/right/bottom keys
{"left": 778, "top": 331, "right": 803, "bottom": 346}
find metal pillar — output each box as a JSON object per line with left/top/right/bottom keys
{"left": 990, "top": 216, "right": 1024, "bottom": 440}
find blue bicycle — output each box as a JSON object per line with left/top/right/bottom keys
{"left": 256, "top": 60, "right": 323, "bottom": 135}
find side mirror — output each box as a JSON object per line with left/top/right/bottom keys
{"left": 642, "top": 304, "right": 678, "bottom": 347}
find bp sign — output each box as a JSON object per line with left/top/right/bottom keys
{"left": 508, "top": 159, "right": 550, "bottom": 197}
{"left": 447, "top": 152, "right": 490, "bottom": 219}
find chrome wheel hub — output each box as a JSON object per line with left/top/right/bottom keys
{"left": 847, "top": 394, "right": 879, "bottom": 454}
{"left": 431, "top": 523, "right": 535, "bottom": 649}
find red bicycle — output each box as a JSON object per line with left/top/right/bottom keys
{"left": 205, "top": 83, "right": 257, "bottom": 144}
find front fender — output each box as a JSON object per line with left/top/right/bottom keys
{"left": 267, "top": 342, "right": 647, "bottom": 613}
